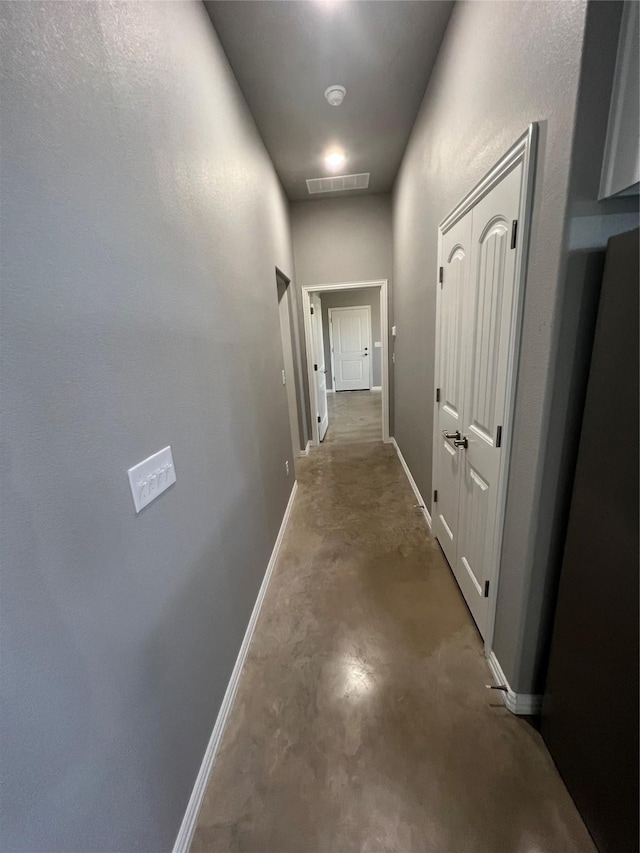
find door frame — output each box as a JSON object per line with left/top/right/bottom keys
{"left": 276, "top": 267, "right": 304, "bottom": 456}
{"left": 432, "top": 124, "right": 538, "bottom": 655}
{"left": 302, "top": 280, "right": 390, "bottom": 445}
{"left": 309, "top": 292, "right": 329, "bottom": 441}
{"left": 328, "top": 305, "right": 373, "bottom": 392}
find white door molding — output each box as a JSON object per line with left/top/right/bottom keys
{"left": 486, "top": 650, "right": 542, "bottom": 716}
{"left": 433, "top": 124, "right": 538, "bottom": 657}
{"left": 310, "top": 293, "right": 329, "bottom": 440}
{"left": 302, "top": 280, "right": 390, "bottom": 445}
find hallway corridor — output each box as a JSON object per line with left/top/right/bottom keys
{"left": 191, "top": 437, "right": 594, "bottom": 852}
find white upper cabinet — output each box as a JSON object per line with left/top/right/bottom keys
{"left": 599, "top": 1, "right": 640, "bottom": 199}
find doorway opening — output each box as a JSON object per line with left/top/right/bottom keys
{"left": 302, "top": 280, "right": 389, "bottom": 445}
{"left": 276, "top": 269, "right": 305, "bottom": 457}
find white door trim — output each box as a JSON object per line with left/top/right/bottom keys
{"left": 432, "top": 124, "right": 538, "bottom": 658}
{"left": 391, "top": 437, "right": 432, "bottom": 530}
{"left": 302, "top": 280, "right": 390, "bottom": 445}
{"left": 486, "top": 650, "right": 543, "bottom": 715}
{"left": 328, "top": 305, "right": 373, "bottom": 391}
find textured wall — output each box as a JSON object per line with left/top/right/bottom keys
{"left": 0, "top": 3, "right": 295, "bottom": 851}
{"left": 290, "top": 194, "right": 393, "bottom": 435}
{"left": 392, "top": 0, "right": 589, "bottom": 693}
{"left": 291, "top": 194, "right": 392, "bottom": 286}
{"left": 319, "top": 288, "right": 382, "bottom": 390}
{"left": 511, "top": 0, "right": 639, "bottom": 693}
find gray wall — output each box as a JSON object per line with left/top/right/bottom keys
{"left": 511, "top": 0, "right": 639, "bottom": 693}
{"left": 392, "top": 0, "right": 590, "bottom": 694}
{"left": 0, "top": 3, "right": 295, "bottom": 851}
{"left": 291, "top": 194, "right": 393, "bottom": 285}
{"left": 320, "top": 289, "right": 382, "bottom": 390}
{"left": 290, "top": 194, "right": 393, "bottom": 434}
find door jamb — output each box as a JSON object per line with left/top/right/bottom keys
{"left": 328, "top": 305, "right": 373, "bottom": 392}
{"left": 302, "top": 280, "right": 389, "bottom": 445}
{"left": 276, "top": 267, "right": 304, "bottom": 456}
{"left": 432, "top": 124, "right": 538, "bottom": 656}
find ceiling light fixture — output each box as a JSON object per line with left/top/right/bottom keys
{"left": 324, "top": 149, "right": 346, "bottom": 170}
{"left": 324, "top": 85, "right": 346, "bottom": 107}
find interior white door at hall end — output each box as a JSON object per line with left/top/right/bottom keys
{"left": 311, "top": 293, "right": 329, "bottom": 440}
{"left": 330, "top": 306, "right": 371, "bottom": 391}
{"left": 434, "top": 161, "right": 523, "bottom": 638}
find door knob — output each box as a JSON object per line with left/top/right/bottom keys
{"left": 453, "top": 436, "right": 468, "bottom": 449}
{"left": 443, "top": 430, "right": 460, "bottom": 440}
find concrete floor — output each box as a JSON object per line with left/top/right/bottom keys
{"left": 192, "top": 396, "right": 594, "bottom": 853}
{"left": 324, "top": 390, "right": 382, "bottom": 444}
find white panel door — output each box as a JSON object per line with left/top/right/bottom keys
{"left": 433, "top": 210, "right": 472, "bottom": 569}
{"left": 455, "top": 162, "right": 523, "bottom": 636}
{"left": 311, "top": 293, "right": 329, "bottom": 440}
{"left": 330, "top": 307, "right": 371, "bottom": 391}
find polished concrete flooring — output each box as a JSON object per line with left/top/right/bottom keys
{"left": 192, "top": 397, "right": 594, "bottom": 852}
{"left": 324, "top": 390, "right": 382, "bottom": 444}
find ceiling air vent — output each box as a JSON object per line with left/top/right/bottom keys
{"left": 306, "top": 173, "right": 370, "bottom": 195}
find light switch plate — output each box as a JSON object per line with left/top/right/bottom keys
{"left": 127, "top": 446, "right": 176, "bottom": 513}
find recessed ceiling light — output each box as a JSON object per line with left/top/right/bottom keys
{"left": 324, "top": 149, "right": 346, "bottom": 170}
{"left": 324, "top": 85, "right": 346, "bottom": 107}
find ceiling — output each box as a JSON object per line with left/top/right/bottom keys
{"left": 205, "top": 1, "right": 454, "bottom": 201}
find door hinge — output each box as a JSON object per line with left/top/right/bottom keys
{"left": 433, "top": 489, "right": 438, "bottom": 503}
{"left": 439, "top": 266, "right": 444, "bottom": 286}
{"left": 436, "top": 387, "right": 440, "bottom": 403}
{"left": 317, "top": 416, "right": 321, "bottom": 423}
{"left": 484, "top": 580, "right": 490, "bottom": 598}
{"left": 314, "top": 363, "right": 318, "bottom": 371}
{"left": 496, "top": 425, "right": 502, "bottom": 448}
{"left": 310, "top": 305, "right": 315, "bottom": 315}
{"left": 510, "top": 220, "right": 518, "bottom": 250}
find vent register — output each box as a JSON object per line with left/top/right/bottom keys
{"left": 306, "top": 173, "right": 370, "bottom": 195}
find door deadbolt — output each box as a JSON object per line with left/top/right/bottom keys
{"left": 453, "top": 436, "right": 468, "bottom": 449}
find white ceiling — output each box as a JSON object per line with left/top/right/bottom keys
{"left": 205, "top": 1, "right": 454, "bottom": 201}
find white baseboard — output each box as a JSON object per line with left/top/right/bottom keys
{"left": 390, "top": 438, "right": 432, "bottom": 529}
{"left": 486, "top": 650, "right": 543, "bottom": 716}
{"left": 172, "top": 481, "right": 299, "bottom": 853}
{"left": 297, "top": 440, "right": 312, "bottom": 457}
{"left": 326, "top": 388, "right": 335, "bottom": 394}
{"left": 371, "top": 386, "right": 382, "bottom": 392}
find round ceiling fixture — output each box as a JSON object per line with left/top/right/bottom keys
{"left": 324, "top": 85, "right": 346, "bottom": 107}
{"left": 324, "top": 148, "right": 346, "bottom": 170}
